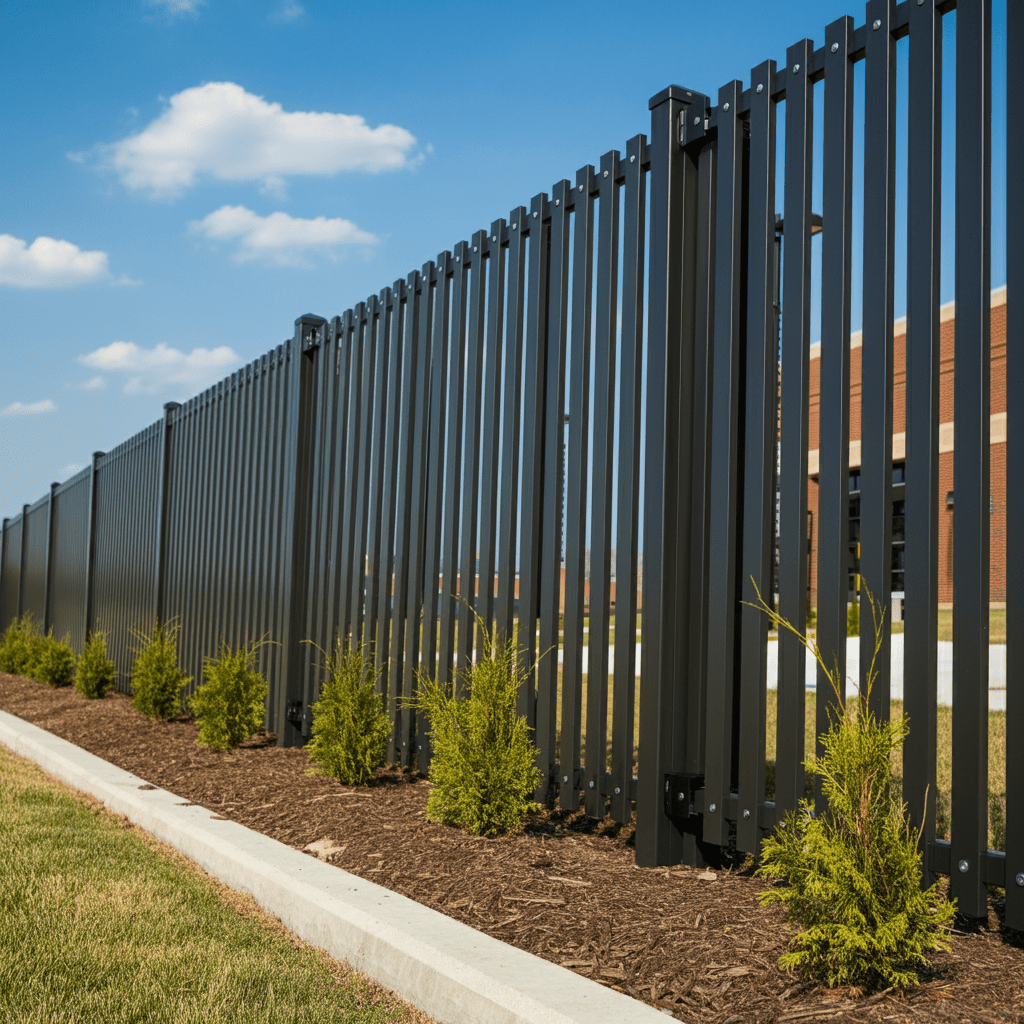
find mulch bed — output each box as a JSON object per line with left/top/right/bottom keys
{"left": 2, "top": 672, "right": 1022, "bottom": 1024}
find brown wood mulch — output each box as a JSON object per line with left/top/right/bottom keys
{"left": 1, "top": 672, "right": 1021, "bottom": 1024}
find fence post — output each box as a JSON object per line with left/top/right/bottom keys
{"left": 18, "top": 504, "right": 29, "bottom": 620}
{"left": 277, "top": 314, "right": 325, "bottom": 747}
{"left": 43, "top": 482, "right": 59, "bottom": 633}
{"left": 636, "top": 85, "right": 711, "bottom": 868}
{"left": 83, "top": 451, "right": 104, "bottom": 641}
{"left": 0, "top": 518, "right": 7, "bottom": 627}
{"left": 154, "top": 402, "right": 181, "bottom": 626}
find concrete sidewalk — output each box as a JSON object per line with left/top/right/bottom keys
{"left": 0, "top": 710, "right": 667, "bottom": 1024}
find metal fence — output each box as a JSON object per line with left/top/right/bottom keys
{"left": 1, "top": 0, "right": 1020, "bottom": 928}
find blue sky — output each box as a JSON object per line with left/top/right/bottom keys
{"left": 1, "top": 0, "right": 1008, "bottom": 521}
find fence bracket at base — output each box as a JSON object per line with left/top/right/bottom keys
{"left": 927, "top": 840, "right": 1009, "bottom": 888}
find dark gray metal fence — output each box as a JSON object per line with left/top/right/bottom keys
{"left": 1, "top": 0, "right": 1019, "bottom": 929}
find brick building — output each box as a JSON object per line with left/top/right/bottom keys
{"left": 806, "top": 286, "right": 1008, "bottom": 609}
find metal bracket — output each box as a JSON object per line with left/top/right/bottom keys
{"left": 664, "top": 772, "right": 704, "bottom": 817}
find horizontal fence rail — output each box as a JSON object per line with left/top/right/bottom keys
{"left": 0, "top": 0, "right": 1018, "bottom": 928}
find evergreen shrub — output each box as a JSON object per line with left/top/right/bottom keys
{"left": 0, "top": 615, "right": 43, "bottom": 677}
{"left": 31, "top": 630, "right": 77, "bottom": 687}
{"left": 130, "top": 619, "right": 191, "bottom": 719}
{"left": 74, "top": 631, "right": 117, "bottom": 698}
{"left": 407, "top": 612, "right": 542, "bottom": 837}
{"left": 305, "top": 638, "right": 390, "bottom": 786}
{"left": 190, "top": 638, "right": 269, "bottom": 751}
{"left": 748, "top": 581, "right": 956, "bottom": 989}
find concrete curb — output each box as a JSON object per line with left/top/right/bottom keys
{"left": 0, "top": 710, "right": 666, "bottom": 1024}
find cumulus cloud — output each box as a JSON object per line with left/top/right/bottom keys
{"left": 190, "top": 205, "right": 377, "bottom": 265}
{"left": 109, "top": 82, "right": 417, "bottom": 197}
{"left": 0, "top": 234, "right": 110, "bottom": 289}
{"left": 79, "top": 376, "right": 107, "bottom": 391}
{"left": 2, "top": 399, "right": 56, "bottom": 416}
{"left": 79, "top": 341, "right": 242, "bottom": 397}
{"left": 277, "top": 2, "right": 304, "bottom": 19}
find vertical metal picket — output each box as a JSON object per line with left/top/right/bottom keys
{"left": 951, "top": 0, "right": 992, "bottom": 920}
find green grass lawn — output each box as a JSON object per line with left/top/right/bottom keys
{"left": 0, "top": 745, "right": 432, "bottom": 1024}
{"left": 774, "top": 608, "right": 1006, "bottom": 643}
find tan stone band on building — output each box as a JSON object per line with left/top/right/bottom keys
{"left": 808, "top": 412, "right": 1008, "bottom": 474}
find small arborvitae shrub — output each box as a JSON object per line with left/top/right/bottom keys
{"left": 190, "top": 638, "right": 269, "bottom": 751}
{"left": 305, "top": 638, "right": 390, "bottom": 786}
{"left": 32, "top": 629, "right": 77, "bottom": 687}
{"left": 747, "top": 581, "right": 957, "bottom": 990}
{"left": 130, "top": 619, "right": 191, "bottom": 720}
{"left": 0, "top": 614, "right": 42, "bottom": 677}
{"left": 407, "top": 613, "right": 542, "bottom": 837}
{"left": 75, "top": 631, "right": 117, "bottom": 698}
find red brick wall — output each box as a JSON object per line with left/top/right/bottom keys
{"left": 806, "top": 295, "right": 1007, "bottom": 608}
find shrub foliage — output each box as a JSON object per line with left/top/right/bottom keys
{"left": 75, "top": 631, "right": 117, "bottom": 699}
{"left": 305, "top": 638, "right": 390, "bottom": 785}
{"left": 748, "top": 581, "right": 957, "bottom": 989}
{"left": 130, "top": 619, "right": 191, "bottom": 720}
{"left": 32, "top": 630, "right": 77, "bottom": 687}
{"left": 0, "top": 615, "right": 43, "bottom": 678}
{"left": 407, "top": 613, "right": 542, "bottom": 837}
{"left": 190, "top": 638, "right": 269, "bottom": 751}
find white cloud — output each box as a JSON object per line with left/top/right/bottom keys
{"left": 149, "top": 0, "right": 204, "bottom": 14}
{"left": 278, "top": 2, "right": 304, "bottom": 19}
{"left": 78, "top": 341, "right": 242, "bottom": 397}
{"left": 109, "top": 82, "right": 417, "bottom": 197}
{"left": 190, "top": 205, "right": 377, "bottom": 265}
{"left": 2, "top": 400, "right": 56, "bottom": 417}
{"left": 58, "top": 462, "right": 85, "bottom": 478}
{"left": 0, "top": 234, "right": 109, "bottom": 289}
{"left": 80, "top": 376, "right": 107, "bottom": 391}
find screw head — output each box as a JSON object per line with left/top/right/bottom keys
{"left": 873, "top": 18, "right": 881, "bottom": 29}
{"left": 473, "top": 245, "right": 478, "bottom": 252}
{"left": 603, "top": 170, "right": 609, "bottom": 178}
{"left": 589, "top": 780, "right": 595, "bottom": 789}
{"left": 793, "top": 63, "right": 800, "bottom": 74}
{"left": 629, "top": 154, "right": 635, "bottom": 163}
{"left": 693, "top": 115, "right": 700, "bottom": 125}
{"left": 1016, "top": 872, "right": 1024, "bottom": 887}
{"left": 614, "top": 787, "right": 621, "bottom": 795}
{"left": 831, "top": 42, "right": 839, "bottom": 53}
{"left": 555, "top": 198, "right": 560, "bottom": 206}
{"left": 708, "top": 803, "right": 717, "bottom": 813}
{"left": 492, "top": 235, "right": 497, "bottom": 242}
{"left": 677, "top": 792, "right": 686, "bottom": 802}
{"left": 958, "top": 859, "right": 970, "bottom": 873}
{"left": 563, "top": 776, "right": 568, "bottom": 784}
{"left": 723, "top": 102, "right": 730, "bottom": 112}
{"left": 533, "top": 210, "right": 538, "bottom": 218}
{"left": 512, "top": 222, "right": 517, "bottom": 229}
{"left": 756, "top": 83, "right": 763, "bottom": 94}
{"left": 664, "top": 780, "right": 670, "bottom": 792}
{"left": 456, "top": 256, "right": 460, "bottom": 262}
{"left": 742, "top": 809, "right": 751, "bottom": 820}
{"left": 578, "top": 184, "right": 583, "bottom": 192}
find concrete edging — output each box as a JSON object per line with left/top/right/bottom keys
{"left": 0, "top": 710, "right": 667, "bottom": 1024}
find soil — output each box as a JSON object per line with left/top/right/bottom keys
{"left": 2, "top": 672, "right": 1022, "bottom": 1024}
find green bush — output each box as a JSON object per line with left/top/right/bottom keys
{"left": 31, "top": 630, "right": 77, "bottom": 687}
{"left": 0, "top": 615, "right": 43, "bottom": 677}
{"left": 190, "top": 638, "right": 269, "bottom": 751}
{"left": 846, "top": 598, "right": 859, "bottom": 637}
{"left": 130, "top": 619, "right": 191, "bottom": 720}
{"left": 747, "top": 581, "right": 956, "bottom": 989}
{"left": 74, "top": 631, "right": 116, "bottom": 698}
{"left": 305, "top": 638, "right": 390, "bottom": 786}
{"left": 406, "top": 613, "right": 542, "bottom": 837}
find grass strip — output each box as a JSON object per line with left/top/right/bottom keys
{"left": 0, "top": 744, "right": 432, "bottom": 1024}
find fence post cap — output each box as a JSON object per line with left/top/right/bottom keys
{"left": 163, "top": 401, "right": 181, "bottom": 413}
{"left": 649, "top": 84, "right": 704, "bottom": 110}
